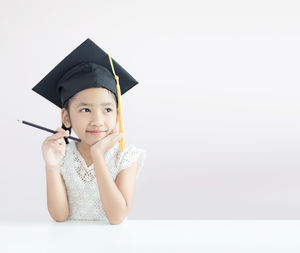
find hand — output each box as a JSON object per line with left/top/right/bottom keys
{"left": 90, "top": 128, "right": 123, "bottom": 160}
{"left": 41, "top": 127, "right": 69, "bottom": 170}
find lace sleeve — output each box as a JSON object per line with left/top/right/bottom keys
{"left": 116, "top": 144, "right": 146, "bottom": 179}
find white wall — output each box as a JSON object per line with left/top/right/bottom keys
{"left": 0, "top": 0, "right": 299, "bottom": 221}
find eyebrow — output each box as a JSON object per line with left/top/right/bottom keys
{"left": 76, "top": 102, "right": 114, "bottom": 108}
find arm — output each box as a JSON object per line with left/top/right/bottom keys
{"left": 93, "top": 156, "right": 138, "bottom": 225}
{"left": 46, "top": 166, "right": 69, "bottom": 222}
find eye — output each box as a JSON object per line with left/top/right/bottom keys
{"left": 80, "top": 108, "right": 90, "bottom": 112}
{"left": 104, "top": 108, "right": 112, "bottom": 113}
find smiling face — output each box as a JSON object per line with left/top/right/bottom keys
{"left": 61, "top": 87, "right": 118, "bottom": 147}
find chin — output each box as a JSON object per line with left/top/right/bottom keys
{"left": 89, "top": 135, "right": 106, "bottom": 144}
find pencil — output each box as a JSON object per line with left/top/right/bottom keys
{"left": 17, "top": 120, "right": 81, "bottom": 142}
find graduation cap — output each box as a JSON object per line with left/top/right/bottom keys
{"left": 32, "top": 38, "right": 139, "bottom": 150}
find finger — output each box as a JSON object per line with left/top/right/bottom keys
{"left": 111, "top": 131, "right": 121, "bottom": 140}
{"left": 103, "top": 132, "right": 120, "bottom": 143}
{"left": 108, "top": 128, "right": 116, "bottom": 135}
{"left": 51, "top": 128, "right": 69, "bottom": 138}
{"left": 47, "top": 133, "right": 68, "bottom": 143}
{"left": 57, "top": 146, "right": 65, "bottom": 154}
{"left": 55, "top": 127, "right": 69, "bottom": 134}
{"left": 112, "top": 132, "right": 123, "bottom": 143}
{"left": 51, "top": 138, "right": 62, "bottom": 146}
{"left": 55, "top": 127, "right": 65, "bottom": 133}
{"left": 55, "top": 138, "right": 64, "bottom": 145}
{"left": 51, "top": 132, "right": 68, "bottom": 140}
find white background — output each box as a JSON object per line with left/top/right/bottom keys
{"left": 0, "top": 0, "right": 299, "bottom": 221}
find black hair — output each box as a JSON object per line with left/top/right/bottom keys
{"left": 61, "top": 98, "right": 73, "bottom": 145}
{"left": 61, "top": 88, "right": 118, "bottom": 145}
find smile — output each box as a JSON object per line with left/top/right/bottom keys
{"left": 87, "top": 130, "right": 106, "bottom": 135}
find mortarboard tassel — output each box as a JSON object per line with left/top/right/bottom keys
{"left": 108, "top": 54, "right": 125, "bottom": 151}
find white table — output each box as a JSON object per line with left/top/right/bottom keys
{"left": 0, "top": 220, "right": 299, "bottom": 252}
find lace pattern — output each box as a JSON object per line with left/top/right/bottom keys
{"left": 59, "top": 141, "right": 145, "bottom": 222}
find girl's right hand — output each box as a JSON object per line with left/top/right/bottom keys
{"left": 41, "top": 128, "right": 69, "bottom": 170}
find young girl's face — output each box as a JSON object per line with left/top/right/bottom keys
{"left": 62, "top": 87, "right": 118, "bottom": 146}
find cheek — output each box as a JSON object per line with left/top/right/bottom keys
{"left": 71, "top": 117, "right": 86, "bottom": 130}
{"left": 112, "top": 113, "right": 118, "bottom": 123}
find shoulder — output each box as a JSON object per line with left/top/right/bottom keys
{"left": 116, "top": 143, "right": 145, "bottom": 163}
{"left": 114, "top": 143, "right": 146, "bottom": 179}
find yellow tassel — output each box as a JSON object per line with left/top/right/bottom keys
{"left": 108, "top": 54, "right": 125, "bottom": 151}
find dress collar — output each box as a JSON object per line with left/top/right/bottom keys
{"left": 70, "top": 141, "right": 119, "bottom": 169}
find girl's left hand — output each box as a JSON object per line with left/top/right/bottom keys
{"left": 90, "top": 128, "right": 123, "bottom": 160}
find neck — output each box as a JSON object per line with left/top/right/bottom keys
{"left": 75, "top": 141, "right": 93, "bottom": 166}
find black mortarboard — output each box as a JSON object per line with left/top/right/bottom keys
{"left": 32, "top": 38, "right": 138, "bottom": 109}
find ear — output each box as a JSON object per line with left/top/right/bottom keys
{"left": 61, "top": 108, "right": 71, "bottom": 128}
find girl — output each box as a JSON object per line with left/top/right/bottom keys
{"left": 33, "top": 39, "right": 145, "bottom": 225}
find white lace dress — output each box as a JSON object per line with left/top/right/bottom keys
{"left": 59, "top": 140, "right": 145, "bottom": 223}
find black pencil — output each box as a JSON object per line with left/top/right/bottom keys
{"left": 17, "top": 119, "right": 81, "bottom": 142}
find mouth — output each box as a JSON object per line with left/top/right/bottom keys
{"left": 87, "top": 130, "right": 107, "bottom": 135}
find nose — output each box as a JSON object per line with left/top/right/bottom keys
{"left": 90, "top": 111, "right": 104, "bottom": 126}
